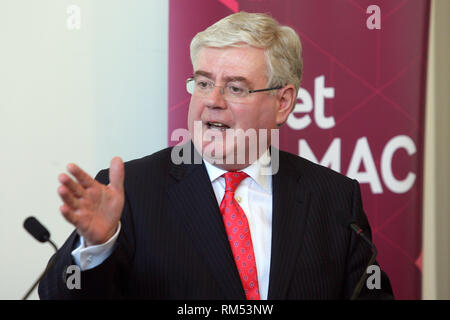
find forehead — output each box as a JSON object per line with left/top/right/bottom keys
{"left": 194, "top": 46, "right": 268, "bottom": 82}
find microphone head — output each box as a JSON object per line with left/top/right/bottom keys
{"left": 23, "top": 216, "right": 50, "bottom": 243}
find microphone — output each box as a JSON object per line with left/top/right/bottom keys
{"left": 22, "top": 216, "right": 59, "bottom": 300}
{"left": 337, "top": 212, "right": 378, "bottom": 300}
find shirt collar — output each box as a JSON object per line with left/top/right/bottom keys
{"left": 203, "top": 149, "right": 272, "bottom": 192}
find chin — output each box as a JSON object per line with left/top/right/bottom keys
{"left": 201, "top": 141, "right": 235, "bottom": 166}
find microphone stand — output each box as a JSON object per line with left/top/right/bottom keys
{"left": 349, "top": 224, "right": 378, "bottom": 300}
{"left": 22, "top": 239, "right": 58, "bottom": 300}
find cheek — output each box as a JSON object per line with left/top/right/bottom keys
{"left": 234, "top": 105, "right": 276, "bottom": 130}
{"left": 257, "top": 100, "right": 279, "bottom": 128}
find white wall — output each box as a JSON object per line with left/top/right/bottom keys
{"left": 0, "top": 0, "right": 168, "bottom": 299}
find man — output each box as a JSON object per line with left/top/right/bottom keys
{"left": 39, "top": 12, "right": 393, "bottom": 299}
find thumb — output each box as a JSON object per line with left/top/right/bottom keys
{"left": 109, "top": 156, "right": 125, "bottom": 192}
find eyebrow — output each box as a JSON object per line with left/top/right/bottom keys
{"left": 194, "top": 70, "right": 252, "bottom": 87}
{"left": 194, "top": 70, "right": 213, "bottom": 79}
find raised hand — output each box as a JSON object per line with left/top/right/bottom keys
{"left": 57, "top": 157, "right": 125, "bottom": 247}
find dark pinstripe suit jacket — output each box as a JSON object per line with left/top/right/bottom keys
{"left": 38, "top": 145, "right": 393, "bottom": 299}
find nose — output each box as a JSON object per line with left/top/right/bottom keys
{"left": 205, "top": 85, "right": 227, "bottom": 109}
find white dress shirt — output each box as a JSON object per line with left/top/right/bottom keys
{"left": 72, "top": 150, "right": 273, "bottom": 299}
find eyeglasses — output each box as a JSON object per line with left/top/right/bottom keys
{"left": 186, "top": 76, "right": 282, "bottom": 102}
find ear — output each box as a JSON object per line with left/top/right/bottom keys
{"left": 275, "top": 84, "right": 296, "bottom": 126}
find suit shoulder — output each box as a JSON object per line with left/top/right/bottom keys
{"left": 96, "top": 147, "right": 174, "bottom": 184}
{"left": 124, "top": 146, "right": 173, "bottom": 170}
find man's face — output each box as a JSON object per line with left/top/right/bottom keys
{"left": 188, "top": 45, "right": 287, "bottom": 170}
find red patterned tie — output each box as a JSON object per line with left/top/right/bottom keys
{"left": 220, "top": 172, "right": 260, "bottom": 300}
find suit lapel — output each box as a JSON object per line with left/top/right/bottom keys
{"left": 166, "top": 144, "right": 245, "bottom": 299}
{"left": 268, "top": 151, "right": 311, "bottom": 299}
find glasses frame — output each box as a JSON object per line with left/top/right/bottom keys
{"left": 185, "top": 77, "right": 283, "bottom": 99}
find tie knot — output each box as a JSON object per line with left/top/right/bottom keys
{"left": 222, "top": 171, "right": 248, "bottom": 193}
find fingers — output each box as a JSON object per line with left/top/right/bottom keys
{"left": 67, "top": 163, "right": 95, "bottom": 189}
{"left": 58, "top": 173, "right": 84, "bottom": 198}
{"left": 57, "top": 184, "right": 79, "bottom": 210}
{"left": 59, "top": 203, "right": 78, "bottom": 225}
{"left": 57, "top": 163, "right": 94, "bottom": 212}
{"left": 109, "top": 157, "right": 125, "bottom": 192}
{"left": 57, "top": 165, "right": 88, "bottom": 226}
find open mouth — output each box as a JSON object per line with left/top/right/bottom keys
{"left": 206, "top": 121, "right": 230, "bottom": 131}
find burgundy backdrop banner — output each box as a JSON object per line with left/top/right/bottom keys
{"left": 168, "top": 0, "right": 430, "bottom": 299}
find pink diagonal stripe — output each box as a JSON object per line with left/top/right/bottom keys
{"left": 377, "top": 231, "right": 416, "bottom": 265}
{"left": 383, "top": 0, "right": 409, "bottom": 22}
{"left": 218, "top": 0, "right": 239, "bottom": 13}
{"left": 346, "top": 0, "right": 365, "bottom": 12}
{"left": 374, "top": 197, "right": 413, "bottom": 233}
{"left": 297, "top": 29, "right": 418, "bottom": 125}
{"left": 337, "top": 54, "right": 421, "bottom": 126}
{"left": 169, "top": 96, "right": 190, "bottom": 113}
